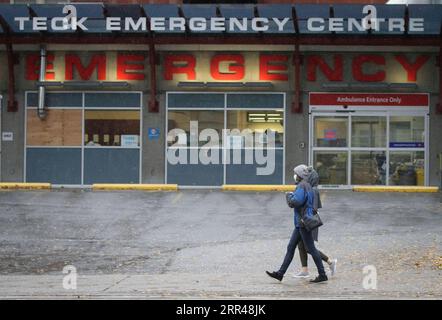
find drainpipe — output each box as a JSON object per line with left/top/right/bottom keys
{"left": 6, "top": 43, "right": 17, "bottom": 112}
{"left": 438, "top": 41, "right": 442, "bottom": 115}
{"left": 292, "top": 40, "right": 302, "bottom": 113}
{"left": 37, "top": 46, "right": 47, "bottom": 119}
{"left": 0, "top": 94, "right": 2, "bottom": 182}
{"left": 148, "top": 42, "right": 159, "bottom": 113}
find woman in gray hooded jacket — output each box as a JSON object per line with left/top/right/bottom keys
{"left": 266, "top": 164, "right": 328, "bottom": 283}
{"left": 294, "top": 167, "right": 337, "bottom": 278}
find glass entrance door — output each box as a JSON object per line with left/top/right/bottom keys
{"left": 312, "top": 116, "right": 349, "bottom": 185}
{"left": 310, "top": 111, "right": 428, "bottom": 187}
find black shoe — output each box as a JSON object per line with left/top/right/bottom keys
{"left": 309, "top": 274, "right": 328, "bottom": 283}
{"left": 266, "top": 271, "right": 283, "bottom": 281}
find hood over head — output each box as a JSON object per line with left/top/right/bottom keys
{"left": 306, "top": 166, "right": 320, "bottom": 187}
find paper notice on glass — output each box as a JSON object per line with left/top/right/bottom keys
{"left": 121, "top": 135, "right": 139, "bottom": 147}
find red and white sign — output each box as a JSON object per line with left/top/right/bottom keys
{"left": 309, "top": 93, "right": 429, "bottom": 107}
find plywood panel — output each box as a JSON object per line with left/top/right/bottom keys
{"left": 62, "top": 110, "right": 82, "bottom": 146}
{"left": 27, "top": 109, "right": 82, "bottom": 146}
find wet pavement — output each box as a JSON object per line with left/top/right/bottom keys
{"left": 0, "top": 189, "right": 440, "bottom": 299}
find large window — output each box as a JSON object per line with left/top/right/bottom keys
{"left": 389, "top": 151, "right": 425, "bottom": 186}
{"left": 166, "top": 92, "right": 285, "bottom": 186}
{"left": 25, "top": 91, "right": 142, "bottom": 185}
{"left": 390, "top": 116, "right": 425, "bottom": 145}
{"left": 314, "top": 117, "right": 348, "bottom": 147}
{"left": 352, "top": 116, "right": 386, "bottom": 148}
{"left": 168, "top": 110, "right": 224, "bottom": 147}
{"left": 351, "top": 151, "right": 386, "bottom": 185}
{"left": 313, "top": 151, "right": 348, "bottom": 185}
{"left": 227, "top": 110, "right": 284, "bottom": 148}
{"left": 311, "top": 113, "right": 427, "bottom": 186}
{"left": 84, "top": 110, "right": 140, "bottom": 147}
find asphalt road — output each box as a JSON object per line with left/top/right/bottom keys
{"left": 0, "top": 189, "right": 440, "bottom": 299}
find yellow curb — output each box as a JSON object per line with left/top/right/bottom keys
{"left": 353, "top": 186, "right": 439, "bottom": 193}
{"left": 92, "top": 184, "right": 178, "bottom": 191}
{"left": 222, "top": 185, "right": 295, "bottom": 192}
{"left": 0, "top": 183, "right": 51, "bottom": 190}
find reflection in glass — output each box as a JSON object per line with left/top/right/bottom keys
{"left": 352, "top": 116, "right": 386, "bottom": 148}
{"left": 168, "top": 111, "right": 224, "bottom": 147}
{"left": 389, "top": 151, "right": 425, "bottom": 186}
{"left": 313, "top": 151, "right": 348, "bottom": 185}
{"left": 314, "top": 117, "right": 348, "bottom": 147}
{"left": 227, "top": 110, "right": 284, "bottom": 148}
{"left": 352, "top": 152, "right": 386, "bottom": 185}
{"left": 390, "top": 116, "right": 424, "bottom": 144}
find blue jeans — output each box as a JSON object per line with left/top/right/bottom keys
{"left": 278, "top": 227, "right": 326, "bottom": 277}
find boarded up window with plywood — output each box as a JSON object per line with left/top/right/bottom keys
{"left": 27, "top": 109, "right": 82, "bottom": 146}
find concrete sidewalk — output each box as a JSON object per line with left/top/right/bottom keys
{"left": 0, "top": 270, "right": 439, "bottom": 300}
{"left": 0, "top": 190, "right": 440, "bottom": 299}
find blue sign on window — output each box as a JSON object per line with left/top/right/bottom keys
{"left": 390, "top": 142, "right": 424, "bottom": 148}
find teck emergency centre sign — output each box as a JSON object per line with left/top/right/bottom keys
{"left": 14, "top": 4, "right": 427, "bottom": 33}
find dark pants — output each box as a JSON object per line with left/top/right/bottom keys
{"left": 278, "top": 227, "right": 326, "bottom": 277}
{"left": 298, "top": 240, "right": 330, "bottom": 267}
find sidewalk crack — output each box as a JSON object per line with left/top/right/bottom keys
{"left": 101, "top": 275, "right": 131, "bottom": 292}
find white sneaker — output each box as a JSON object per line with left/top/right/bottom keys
{"left": 329, "top": 259, "right": 337, "bottom": 276}
{"left": 293, "top": 271, "right": 310, "bottom": 278}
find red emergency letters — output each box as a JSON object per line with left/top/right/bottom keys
{"left": 25, "top": 52, "right": 429, "bottom": 83}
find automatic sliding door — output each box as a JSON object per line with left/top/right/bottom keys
{"left": 313, "top": 151, "right": 348, "bottom": 185}
{"left": 351, "top": 116, "right": 387, "bottom": 185}
{"left": 312, "top": 116, "right": 349, "bottom": 186}
{"left": 389, "top": 115, "right": 425, "bottom": 186}
{"left": 351, "top": 151, "right": 386, "bottom": 185}
{"left": 311, "top": 112, "right": 427, "bottom": 186}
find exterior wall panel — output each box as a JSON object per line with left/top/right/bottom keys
{"left": 1, "top": 47, "right": 439, "bottom": 186}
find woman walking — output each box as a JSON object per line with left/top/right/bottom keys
{"left": 266, "top": 164, "right": 328, "bottom": 283}
{"left": 294, "top": 167, "right": 337, "bottom": 278}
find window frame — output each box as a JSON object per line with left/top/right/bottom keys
{"left": 309, "top": 109, "right": 429, "bottom": 187}
{"left": 166, "top": 91, "right": 286, "bottom": 186}
{"left": 24, "top": 90, "right": 143, "bottom": 186}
